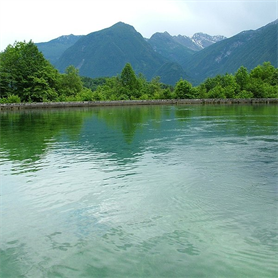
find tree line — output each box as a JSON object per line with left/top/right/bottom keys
{"left": 0, "top": 41, "right": 277, "bottom": 103}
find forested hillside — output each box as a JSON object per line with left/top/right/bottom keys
{"left": 55, "top": 22, "right": 186, "bottom": 85}
{"left": 32, "top": 20, "right": 277, "bottom": 86}
{"left": 0, "top": 41, "right": 277, "bottom": 104}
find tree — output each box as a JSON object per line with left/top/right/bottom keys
{"left": 0, "top": 41, "right": 60, "bottom": 102}
{"left": 208, "top": 85, "right": 225, "bottom": 98}
{"left": 120, "top": 63, "right": 139, "bottom": 94}
{"left": 270, "top": 68, "right": 278, "bottom": 86}
{"left": 0, "top": 48, "right": 17, "bottom": 98}
{"left": 250, "top": 62, "right": 277, "bottom": 83}
{"left": 235, "top": 66, "right": 249, "bottom": 91}
{"left": 248, "top": 63, "right": 278, "bottom": 98}
{"left": 220, "top": 74, "right": 238, "bottom": 98}
{"left": 58, "top": 65, "right": 83, "bottom": 97}
{"left": 174, "top": 79, "right": 193, "bottom": 99}
{"left": 203, "top": 75, "right": 222, "bottom": 92}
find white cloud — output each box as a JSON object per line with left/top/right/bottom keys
{"left": 0, "top": 0, "right": 277, "bottom": 51}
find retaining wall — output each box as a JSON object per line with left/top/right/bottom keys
{"left": 1, "top": 98, "right": 277, "bottom": 110}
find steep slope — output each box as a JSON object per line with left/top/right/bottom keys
{"left": 148, "top": 32, "right": 195, "bottom": 67}
{"left": 36, "top": 35, "right": 83, "bottom": 65}
{"left": 172, "top": 35, "right": 201, "bottom": 51}
{"left": 185, "top": 20, "right": 278, "bottom": 83}
{"left": 148, "top": 31, "right": 226, "bottom": 70}
{"left": 55, "top": 22, "right": 186, "bottom": 84}
{"left": 191, "top": 33, "right": 226, "bottom": 49}
{"left": 154, "top": 62, "right": 189, "bottom": 85}
{"left": 171, "top": 33, "right": 226, "bottom": 51}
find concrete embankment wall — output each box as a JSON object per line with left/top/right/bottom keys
{"left": 1, "top": 98, "right": 277, "bottom": 110}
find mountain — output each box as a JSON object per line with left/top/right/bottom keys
{"left": 147, "top": 31, "right": 226, "bottom": 73}
{"left": 191, "top": 33, "right": 226, "bottom": 49}
{"left": 171, "top": 35, "right": 201, "bottom": 51}
{"left": 185, "top": 20, "right": 278, "bottom": 83}
{"left": 148, "top": 31, "right": 226, "bottom": 59}
{"left": 148, "top": 32, "right": 195, "bottom": 67}
{"left": 36, "top": 20, "right": 277, "bottom": 86}
{"left": 172, "top": 33, "right": 226, "bottom": 51}
{"left": 36, "top": 34, "right": 83, "bottom": 65}
{"left": 154, "top": 62, "right": 189, "bottom": 85}
{"left": 55, "top": 22, "right": 186, "bottom": 84}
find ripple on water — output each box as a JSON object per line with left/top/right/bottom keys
{"left": 1, "top": 105, "right": 278, "bottom": 278}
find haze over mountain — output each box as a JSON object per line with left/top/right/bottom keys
{"left": 36, "top": 35, "right": 83, "bottom": 65}
{"left": 36, "top": 20, "right": 278, "bottom": 85}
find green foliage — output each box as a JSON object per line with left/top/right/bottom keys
{"left": 0, "top": 94, "right": 21, "bottom": 103}
{"left": 236, "top": 90, "right": 254, "bottom": 99}
{"left": 0, "top": 41, "right": 89, "bottom": 103}
{"left": 235, "top": 66, "right": 249, "bottom": 91}
{"left": 58, "top": 65, "right": 83, "bottom": 96}
{"left": 208, "top": 85, "right": 226, "bottom": 98}
{"left": 81, "top": 76, "right": 107, "bottom": 91}
{"left": 247, "top": 62, "right": 278, "bottom": 98}
{"left": 174, "top": 79, "right": 193, "bottom": 99}
{"left": 120, "top": 63, "right": 140, "bottom": 93}
{"left": 0, "top": 41, "right": 60, "bottom": 102}
{"left": 0, "top": 43, "right": 277, "bottom": 104}
{"left": 195, "top": 62, "right": 277, "bottom": 99}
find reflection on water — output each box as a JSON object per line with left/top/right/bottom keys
{"left": 1, "top": 104, "right": 278, "bottom": 278}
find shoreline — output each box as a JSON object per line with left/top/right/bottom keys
{"left": 0, "top": 98, "right": 277, "bottom": 110}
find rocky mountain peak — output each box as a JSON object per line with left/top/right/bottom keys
{"left": 191, "top": 33, "right": 226, "bottom": 49}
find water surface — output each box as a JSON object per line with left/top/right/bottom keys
{"left": 1, "top": 104, "right": 277, "bottom": 277}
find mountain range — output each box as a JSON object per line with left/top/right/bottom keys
{"left": 36, "top": 20, "right": 278, "bottom": 85}
{"left": 36, "top": 35, "right": 83, "bottom": 65}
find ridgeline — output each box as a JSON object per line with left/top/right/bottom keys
{"left": 0, "top": 41, "right": 277, "bottom": 105}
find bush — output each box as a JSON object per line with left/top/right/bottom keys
{"left": 1, "top": 95, "right": 22, "bottom": 103}
{"left": 235, "top": 90, "right": 253, "bottom": 99}
{"left": 207, "top": 85, "right": 226, "bottom": 98}
{"left": 75, "top": 89, "right": 94, "bottom": 101}
{"left": 174, "top": 79, "right": 193, "bottom": 99}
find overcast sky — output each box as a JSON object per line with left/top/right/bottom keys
{"left": 0, "top": 0, "right": 277, "bottom": 51}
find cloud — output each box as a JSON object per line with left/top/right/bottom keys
{"left": 0, "top": 0, "right": 277, "bottom": 51}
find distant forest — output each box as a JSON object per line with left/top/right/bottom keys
{"left": 0, "top": 41, "right": 277, "bottom": 103}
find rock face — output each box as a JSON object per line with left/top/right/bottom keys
{"left": 191, "top": 33, "right": 226, "bottom": 49}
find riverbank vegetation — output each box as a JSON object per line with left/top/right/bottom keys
{"left": 0, "top": 41, "right": 277, "bottom": 103}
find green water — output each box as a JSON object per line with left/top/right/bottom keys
{"left": 0, "top": 104, "right": 277, "bottom": 278}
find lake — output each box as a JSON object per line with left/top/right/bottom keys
{"left": 0, "top": 104, "right": 277, "bottom": 278}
